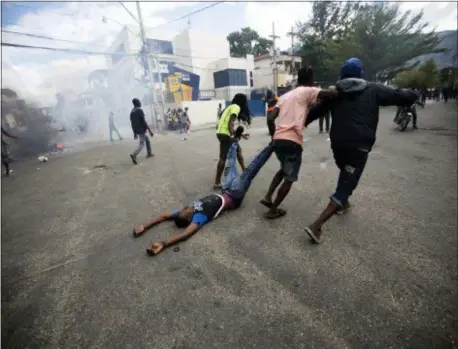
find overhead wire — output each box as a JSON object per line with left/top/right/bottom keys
{"left": 117, "top": 2, "right": 139, "bottom": 24}
{"left": 148, "top": 1, "right": 225, "bottom": 31}
{"left": 2, "top": 29, "right": 232, "bottom": 60}
{"left": 1, "top": 41, "right": 220, "bottom": 71}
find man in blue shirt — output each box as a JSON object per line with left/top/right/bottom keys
{"left": 132, "top": 127, "right": 273, "bottom": 256}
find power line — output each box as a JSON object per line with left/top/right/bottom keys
{"left": 2, "top": 29, "right": 231, "bottom": 60}
{"left": 118, "top": 2, "right": 139, "bottom": 24}
{"left": 1, "top": 41, "right": 219, "bottom": 71}
{"left": 148, "top": 1, "right": 225, "bottom": 31}
{"left": 2, "top": 29, "right": 108, "bottom": 48}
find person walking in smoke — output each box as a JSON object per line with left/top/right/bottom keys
{"left": 108, "top": 111, "right": 123, "bottom": 141}
{"left": 129, "top": 98, "right": 154, "bottom": 165}
{"left": 303, "top": 58, "right": 418, "bottom": 244}
{"left": 1, "top": 126, "right": 17, "bottom": 176}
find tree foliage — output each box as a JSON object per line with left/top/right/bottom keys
{"left": 296, "top": 2, "right": 360, "bottom": 82}
{"left": 394, "top": 59, "right": 440, "bottom": 88}
{"left": 227, "top": 27, "right": 272, "bottom": 58}
{"left": 296, "top": 2, "right": 445, "bottom": 82}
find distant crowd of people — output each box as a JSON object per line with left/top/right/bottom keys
{"left": 418, "top": 86, "right": 457, "bottom": 105}
{"left": 166, "top": 107, "right": 191, "bottom": 140}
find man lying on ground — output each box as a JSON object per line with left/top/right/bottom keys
{"left": 303, "top": 57, "right": 419, "bottom": 244}
{"left": 133, "top": 127, "right": 273, "bottom": 256}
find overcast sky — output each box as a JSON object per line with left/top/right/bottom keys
{"left": 1, "top": 1, "right": 457, "bottom": 105}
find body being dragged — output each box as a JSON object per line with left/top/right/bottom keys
{"left": 133, "top": 137, "right": 274, "bottom": 256}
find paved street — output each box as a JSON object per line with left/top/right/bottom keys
{"left": 2, "top": 102, "right": 457, "bottom": 349}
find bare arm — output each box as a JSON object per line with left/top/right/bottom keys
{"left": 267, "top": 107, "right": 280, "bottom": 138}
{"left": 305, "top": 103, "right": 330, "bottom": 128}
{"left": 164, "top": 223, "right": 199, "bottom": 247}
{"left": 228, "top": 114, "right": 236, "bottom": 136}
{"left": 317, "top": 89, "right": 339, "bottom": 101}
{"left": 134, "top": 211, "right": 176, "bottom": 237}
{"left": 147, "top": 222, "right": 200, "bottom": 255}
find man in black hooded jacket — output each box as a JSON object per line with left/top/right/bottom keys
{"left": 303, "top": 58, "right": 418, "bottom": 244}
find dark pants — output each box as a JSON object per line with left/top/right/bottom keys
{"left": 330, "top": 147, "right": 368, "bottom": 208}
{"left": 217, "top": 133, "right": 239, "bottom": 160}
{"left": 2, "top": 140, "right": 11, "bottom": 173}
{"left": 273, "top": 140, "right": 303, "bottom": 182}
{"left": 319, "top": 111, "right": 330, "bottom": 132}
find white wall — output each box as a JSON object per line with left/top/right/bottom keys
{"left": 178, "top": 100, "right": 225, "bottom": 126}
{"left": 187, "top": 30, "right": 230, "bottom": 91}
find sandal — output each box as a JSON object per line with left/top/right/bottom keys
{"left": 259, "top": 199, "right": 273, "bottom": 208}
{"left": 264, "top": 208, "right": 287, "bottom": 220}
{"left": 305, "top": 227, "right": 322, "bottom": 244}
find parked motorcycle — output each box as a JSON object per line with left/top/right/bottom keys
{"left": 394, "top": 106, "right": 413, "bottom": 131}
{"left": 393, "top": 101, "right": 421, "bottom": 131}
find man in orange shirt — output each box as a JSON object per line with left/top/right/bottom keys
{"left": 261, "top": 67, "right": 338, "bottom": 219}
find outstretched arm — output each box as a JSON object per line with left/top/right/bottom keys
{"left": 305, "top": 103, "right": 330, "bottom": 128}
{"left": 133, "top": 211, "right": 176, "bottom": 237}
{"left": 376, "top": 85, "right": 419, "bottom": 107}
{"left": 147, "top": 222, "right": 200, "bottom": 256}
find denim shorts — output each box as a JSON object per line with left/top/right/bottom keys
{"left": 273, "top": 140, "right": 303, "bottom": 182}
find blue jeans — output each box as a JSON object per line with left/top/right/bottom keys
{"left": 133, "top": 134, "right": 152, "bottom": 157}
{"left": 223, "top": 142, "right": 274, "bottom": 206}
{"left": 330, "top": 147, "right": 368, "bottom": 207}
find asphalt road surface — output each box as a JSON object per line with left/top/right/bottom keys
{"left": 2, "top": 102, "right": 457, "bottom": 349}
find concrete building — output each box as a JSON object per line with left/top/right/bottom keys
{"left": 253, "top": 53, "right": 302, "bottom": 90}
{"left": 105, "top": 26, "right": 255, "bottom": 105}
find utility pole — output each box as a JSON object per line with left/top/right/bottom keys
{"left": 269, "top": 22, "right": 280, "bottom": 96}
{"left": 136, "top": 1, "right": 161, "bottom": 130}
{"left": 286, "top": 26, "right": 297, "bottom": 80}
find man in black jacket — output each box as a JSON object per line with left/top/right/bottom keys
{"left": 303, "top": 57, "right": 418, "bottom": 244}
{"left": 130, "top": 98, "right": 154, "bottom": 165}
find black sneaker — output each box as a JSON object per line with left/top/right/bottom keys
{"left": 130, "top": 154, "right": 137, "bottom": 165}
{"left": 146, "top": 153, "right": 154, "bottom": 158}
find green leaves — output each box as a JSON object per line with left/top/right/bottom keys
{"left": 227, "top": 27, "right": 272, "bottom": 58}
{"left": 394, "top": 59, "right": 440, "bottom": 88}
{"left": 296, "top": 2, "right": 444, "bottom": 82}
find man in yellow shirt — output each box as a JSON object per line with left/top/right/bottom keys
{"left": 214, "top": 94, "right": 250, "bottom": 189}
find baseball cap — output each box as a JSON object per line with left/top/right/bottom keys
{"left": 340, "top": 57, "right": 364, "bottom": 79}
